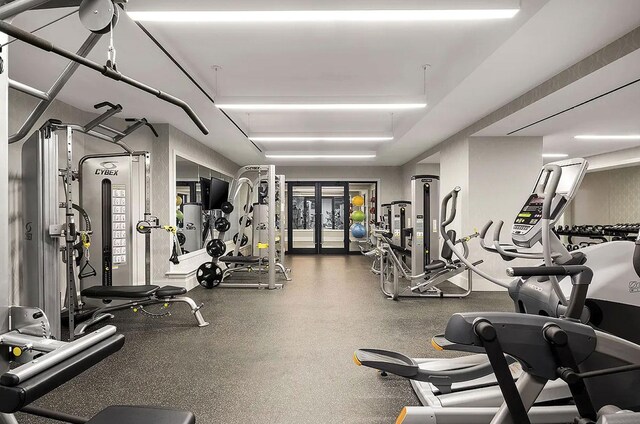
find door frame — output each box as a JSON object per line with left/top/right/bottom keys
{"left": 287, "top": 181, "right": 349, "bottom": 254}
{"left": 317, "top": 181, "right": 349, "bottom": 254}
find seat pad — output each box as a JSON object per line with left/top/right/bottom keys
{"left": 87, "top": 406, "right": 195, "bottom": 424}
{"left": 388, "top": 243, "right": 411, "bottom": 256}
{"left": 81, "top": 285, "right": 159, "bottom": 299}
{"left": 425, "top": 260, "right": 446, "bottom": 272}
{"left": 155, "top": 286, "right": 187, "bottom": 298}
{"left": 219, "top": 255, "right": 261, "bottom": 264}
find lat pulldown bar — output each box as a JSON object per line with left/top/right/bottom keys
{"left": 0, "top": 20, "right": 210, "bottom": 135}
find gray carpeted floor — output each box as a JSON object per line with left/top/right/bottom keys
{"left": 20, "top": 255, "right": 513, "bottom": 424}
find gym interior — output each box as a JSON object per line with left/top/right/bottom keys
{"left": 1, "top": 1, "right": 640, "bottom": 424}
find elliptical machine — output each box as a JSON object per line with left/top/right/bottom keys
{"left": 353, "top": 158, "right": 640, "bottom": 423}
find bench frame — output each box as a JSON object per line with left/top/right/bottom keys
{"left": 74, "top": 288, "right": 209, "bottom": 336}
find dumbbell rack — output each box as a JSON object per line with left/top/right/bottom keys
{"left": 555, "top": 223, "right": 640, "bottom": 250}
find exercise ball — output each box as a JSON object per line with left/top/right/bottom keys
{"left": 352, "top": 195, "right": 365, "bottom": 207}
{"left": 176, "top": 195, "right": 183, "bottom": 206}
{"left": 351, "top": 223, "right": 366, "bottom": 239}
{"left": 351, "top": 210, "right": 365, "bottom": 222}
{"left": 176, "top": 209, "right": 184, "bottom": 222}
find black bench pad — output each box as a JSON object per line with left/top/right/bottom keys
{"left": 219, "top": 255, "right": 260, "bottom": 264}
{"left": 425, "top": 260, "right": 446, "bottom": 272}
{"left": 155, "top": 286, "right": 187, "bottom": 297}
{"left": 87, "top": 406, "right": 195, "bottom": 424}
{"left": 81, "top": 285, "right": 159, "bottom": 299}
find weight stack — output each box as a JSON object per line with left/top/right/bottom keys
{"left": 252, "top": 203, "right": 269, "bottom": 256}
{"left": 183, "top": 203, "right": 203, "bottom": 253}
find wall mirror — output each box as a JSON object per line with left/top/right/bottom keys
{"left": 175, "top": 155, "right": 235, "bottom": 257}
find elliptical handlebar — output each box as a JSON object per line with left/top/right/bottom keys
{"left": 507, "top": 265, "right": 592, "bottom": 320}
{"left": 536, "top": 164, "right": 562, "bottom": 220}
{"left": 440, "top": 186, "right": 461, "bottom": 232}
{"left": 440, "top": 188, "right": 510, "bottom": 289}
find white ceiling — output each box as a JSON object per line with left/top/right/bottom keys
{"left": 476, "top": 47, "right": 640, "bottom": 160}
{"left": 7, "top": 0, "right": 640, "bottom": 167}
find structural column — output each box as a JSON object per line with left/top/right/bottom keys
{"left": 0, "top": 33, "right": 10, "bottom": 358}
{"left": 439, "top": 136, "right": 543, "bottom": 290}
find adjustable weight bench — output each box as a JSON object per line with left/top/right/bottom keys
{"left": 0, "top": 326, "right": 196, "bottom": 424}
{"left": 74, "top": 285, "right": 209, "bottom": 336}
{"left": 217, "top": 255, "right": 291, "bottom": 286}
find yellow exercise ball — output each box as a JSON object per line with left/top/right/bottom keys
{"left": 176, "top": 195, "right": 183, "bottom": 206}
{"left": 352, "top": 195, "right": 365, "bottom": 207}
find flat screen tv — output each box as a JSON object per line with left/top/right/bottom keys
{"left": 201, "top": 177, "right": 229, "bottom": 210}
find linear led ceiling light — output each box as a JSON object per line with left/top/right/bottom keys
{"left": 127, "top": 10, "right": 519, "bottom": 23}
{"left": 574, "top": 135, "right": 640, "bottom": 140}
{"left": 216, "top": 103, "right": 426, "bottom": 111}
{"left": 542, "top": 153, "right": 569, "bottom": 158}
{"left": 251, "top": 136, "right": 393, "bottom": 142}
{"left": 265, "top": 154, "right": 376, "bottom": 159}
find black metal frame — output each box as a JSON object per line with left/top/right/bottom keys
{"left": 287, "top": 181, "right": 379, "bottom": 254}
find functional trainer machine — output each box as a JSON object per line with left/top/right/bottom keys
{"left": 377, "top": 176, "right": 479, "bottom": 299}
{"left": 390, "top": 200, "right": 412, "bottom": 248}
{"left": 196, "top": 166, "right": 290, "bottom": 289}
{"left": 5, "top": 0, "right": 211, "bottom": 340}
{"left": 410, "top": 175, "right": 440, "bottom": 271}
{"left": 22, "top": 117, "right": 209, "bottom": 339}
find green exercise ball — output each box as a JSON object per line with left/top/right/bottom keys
{"left": 351, "top": 210, "right": 365, "bottom": 222}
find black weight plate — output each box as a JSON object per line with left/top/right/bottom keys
{"left": 220, "top": 201, "right": 234, "bottom": 214}
{"left": 239, "top": 217, "right": 252, "bottom": 227}
{"left": 233, "top": 233, "right": 249, "bottom": 247}
{"left": 196, "top": 262, "right": 223, "bottom": 289}
{"left": 243, "top": 204, "right": 254, "bottom": 214}
{"left": 206, "top": 239, "right": 227, "bottom": 258}
{"left": 177, "top": 232, "right": 186, "bottom": 246}
{"left": 214, "top": 217, "right": 231, "bottom": 232}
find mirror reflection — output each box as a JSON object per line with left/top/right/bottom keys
{"left": 175, "top": 156, "right": 235, "bottom": 256}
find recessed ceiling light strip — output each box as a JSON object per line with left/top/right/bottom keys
{"left": 128, "top": 9, "right": 519, "bottom": 23}
{"left": 216, "top": 103, "right": 426, "bottom": 111}
{"left": 265, "top": 154, "right": 376, "bottom": 159}
{"left": 574, "top": 135, "right": 640, "bottom": 140}
{"left": 251, "top": 136, "right": 393, "bottom": 142}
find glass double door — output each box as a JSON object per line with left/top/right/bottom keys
{"left": 288, "top": 182, "right": 349, "bottom": 254}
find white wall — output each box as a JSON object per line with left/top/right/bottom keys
{"left": 467, "top": 136, "right": 543, "bottom": 290}
{"left": 568, "top": 165, "right": 640, "bottom": 225}
{"left": 439, "top": 136, "right": 543, "bottom": 291}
